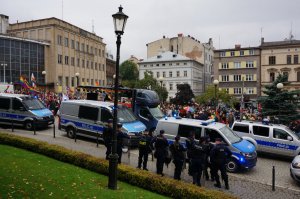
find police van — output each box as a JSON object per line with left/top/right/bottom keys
{"left": 232, "top": 120, "right": 300, "bottom": 157}
{"left": 0, "top": 93, "right": 54, "bottom": 130}
{"left": 58, "top": 100, "right": 146, "bottom": 147}
{"left": 155, "top": 117, "right": 257, "bottom": 172}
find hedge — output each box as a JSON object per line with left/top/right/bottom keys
{"left": 0, "top": 133, "right": 236, "bottom": 199}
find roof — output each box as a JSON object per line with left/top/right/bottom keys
{"left": 260, "top": 40, "right": 300, "bottom": 48}
{"left": 0, "top": 34, "right": 50, "bottom": 46}
{"left": 140, "top": 51, "right": 191, "bottom": 63}
{"left": 214, "top": 46, "right": 260, "bottom": 52}
{"left": 0, "top": 93, "right": 29, "bottom": 99}
{"left": 159, "top": 117, "right": 226, "bottom": 130}
{"left": 62, "top": 100, "right": 113, "bottom": 109}
{"left": 234, "top": 120, "right": 288, "bottom": 128}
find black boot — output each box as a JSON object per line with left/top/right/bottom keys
{"left": 214, "top": 183, "right": 221, "bottom": 188}
{"left": 225, "top": 182, "right": 229, "bottom": 190}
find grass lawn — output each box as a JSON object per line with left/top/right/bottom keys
{"left": 0, "top": 144, "right": 168, "bottom": 199}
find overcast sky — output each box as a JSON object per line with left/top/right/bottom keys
{"left": 2, "top": 0, "right": 300, "bottom": 61}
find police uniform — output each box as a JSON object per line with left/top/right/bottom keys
{"left": 116, "top": 123, "right": 129, "bottom": 164}
{"left": 190, "top": 141, "right": 206, "bottom": 186}
{"left": 152, "top": 130, "right": 169, "bottom": 176}
{"left": 103, "top": 119, "right": 113, "bottom": 160}
{"left": 170, "top": 136, "right": 186, "bottom": 180}
{"left": 210, "top": 138, "right": 232, "bottom": 189}
{"left": 186, "top": 134, "right": 196, "bottom": 176}
{"left": 137, "top": 132, "right": 152, "bottom": 170}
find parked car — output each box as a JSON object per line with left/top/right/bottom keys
{"left": 290, "top": 155, "right": 300, "bottom": 183}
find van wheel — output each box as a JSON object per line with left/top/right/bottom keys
{"left": 227, "top": 159, "right": 239, "bottom": 173}
{"left": 24, "top": 121, "right": 33, "bottom": 131}
{"left": 67, "top": 127, "right": 75, "bottom": 139}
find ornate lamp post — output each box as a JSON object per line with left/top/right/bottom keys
{"left": 42, "top": 70, "right": 46, "bottom": 97}
{"left": 158, "top": 76, "right": 164, "bottom": 102}
{"left": 75, "top": 72, "right": 80, "bottom": 87}
{"left": 213, "top": 79, "right": 219, "bottom": 112}
{"left": 276, "top": 82, "right": 284, "bottom": 121}
{"left": 108, "top": 5, "right": 128, "bottom": 190}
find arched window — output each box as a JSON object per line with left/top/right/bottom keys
{"left": 270, "top": 72, "right": 275, "bottom": 82}
{"left": 170, "top": 45, "right": 174, "bottom": 52}
{"left": 297, "top": 71, "right": 300, "bottom": 82}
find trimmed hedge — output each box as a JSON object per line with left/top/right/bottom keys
{"left": 0, "top": 133, "right": 236, "bottom": 199}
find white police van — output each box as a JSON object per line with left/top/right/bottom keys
{"left": 155, "top": 117, "right": 257, "bottom": 172}
{"left": 232, "top": 120, "right": 300, "bottom": 157}
{"left": 0, "top": 93, "right": 54, "bottom": 130}
{"left": 58, "top": 100, "right": 146, "bottom": 147}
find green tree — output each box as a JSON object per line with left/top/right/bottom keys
{"left": 195, "top": 85, "right": 237, "bottom": 106}
{"left": 171, "top": 84, "right": 194, "bottom": 105}
{"left": 258, "top": 74, "right": 300, "bottom": 124}
{"left": 120, "top": 60, "right": 139, "bottom": 81}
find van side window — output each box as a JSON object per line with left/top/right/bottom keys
{"left": 101, "top": 108, "right": 112, "bottom": 122}
{"left": 204, "top": 128, "right": 223, "bottom": 142}
{"left": 0, "top": 98, "right": 10, "bottom": 110}
{"left": 78, "top": 106, "right": 99, "bottom": 121}
{"left": 233, "top": 123, "right": 249, "bottom": 133}
{"left": 13, "top": 99, "right": 24, "bottom": 110}
{"left": 178, "top": 125, "right": 201, "bottom": 139}
{"left": 253, "top": 125, "right": 269, "bottom": 137}
{"left": 273, "top": 128, "right": 289, "bottom": 140}
{"left": 140, "top": 108, "right": 151, "bottom": 119}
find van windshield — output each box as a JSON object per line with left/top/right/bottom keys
{"left": 23, "top": 98, "right": 46, "bottom": 110}
{"left": 285, "top": 126, "right": 300, "bottom": 140}
{"left": 149, "top": 107, "right": 164, "bottom": 119}
{"left": 220, "top": 126, "right": 242, "bottom": 144}
{"left": 117, "top": 106, "right": 137, "bottom": 123}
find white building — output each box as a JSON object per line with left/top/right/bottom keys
{"left": 138, "top": 51, "right": 204, "bottom": 100}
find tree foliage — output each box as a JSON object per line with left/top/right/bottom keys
{"left": 195, "top": 85, "right": 237, "bottom": 106}
{"left": 258, "top": 74, "right": 300, "bottom": 124}
{"left": 171, "top": 84, "right": 194, "bottom": 105}
{"left": 120, "top": 60, "right": 139, "bottom": 81}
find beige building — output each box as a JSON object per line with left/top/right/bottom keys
{"left": 8, "top": 17, "right": 106, "bottom": 93}
{"left": 260, "top": 38, "right": 300, "bottom": 92}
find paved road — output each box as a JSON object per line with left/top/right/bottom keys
{"left": 1, "top": 124, "right": 300, "bottom": 199}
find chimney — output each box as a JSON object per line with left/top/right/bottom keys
{"left": 178, "top": 33, "right": 183, "bottom": 37}
{"left": 0, "top": 14, "right": 9, "bottom": 34}
{"left": 261, "top": 37, "right": 264, "bottom": 44}
{"left": 163, "top": 35, "right": 166, "bottom": 38}
{"left": 235, "top": 44, "right": 241, "bottom": 49}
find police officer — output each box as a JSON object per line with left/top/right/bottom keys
{"left": 152, "top": 130, "right": 169, "bottom": 176}
{"left": 116, "top": 123, "right": 129, "bottom": 164}
{"left": 170, "top": 136, "right": 186, "bottom": 180}
{"left": 103, "top": 119, "right": 113, "bottom": 160}
{"left": 186, "top": 132, "right": 196, "bottom": 176}
{"left": 210, "top": 138, "right": 232, "bottom": 189}
{"left": 137, "top": 131, "right": 152, "bottom": 170}
{"left": 202, "top": 136, "right": 214, "bottom": 181}
{"left": 190, "top": 138, "right": 206, "bottom": 186}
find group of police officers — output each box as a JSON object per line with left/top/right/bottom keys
{"left": 103, "top": 120, "right": 231, "bottom": 190}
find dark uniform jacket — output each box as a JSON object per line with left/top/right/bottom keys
{"left": 210, "top": 144, "right": 232, "bottom": 165}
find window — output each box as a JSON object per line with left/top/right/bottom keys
{"left": 169, "top": 83, "right": 173, "bottom": 90}
{"left": 101, "top": 108, "right": 112, "bottom": 122}
{"left": 156, "top": 64, "right": 159, "bottom": 66}
{"left": 178, "top": 125, "right": 202, "bottom": 140}
{"left": 58, "top": 76, "right": 62, "bottom": 86}
{"left": 65, "top": 56, "right": 69, "bottom": 65}
{"left": 249, "top": 49, "right": 254, "bottom": 55}
{"left": 232, "top": 123, "right": 249, "bottom": 133}
{"left": 245, "top": 74, "right": 254, "bottom": 81}
{"left": 91, "top": 47, "right": 93, "bottom": 54}
{"left": 94, "top": 48, "right": 97, "bottom": 55}
{"left": 13, "top": 99, "right": 24, "bottom": 110}
{"left": 233, "top": 75, "right": 241, "bottom": 81}
{"left": 287, "top": 55, "right": 292, "bottom": 64}
{"left": 294, "top": 55, "right": 299, "bottom": 64}
{"left": 162, "top": 63, "right": 165, "bottom": 66}
{"left": 144, "top": 64, "right": 147, "bottom": 68}
{"left": 78, "top": 106, "right": 99, "bottom": 121}
{"left": 58, "top": 54, "right": 62, "bottom": 64}
{"left": 82, "top": 59, "right": 85, "bottom": 68}
{"left": 224, "top": 88, "right": 229, "bottom": 94}
{"left": 81, "top": 43, "right": 85, "bottom": 52}
{"left": 184, "top": 63, "right": 187, "bottom": 65}
{"left": 297, "top": 72, "right": 300, "bottom": 82}
{"left": 204, "top": 128, "right": 224, "bottom": 143}
{"left": 71, "top": 77, "right": 74, "bottom": 87}
{"left": 157, "top": 72, "right": 160, "bottom": 78}
{"left": 246, "top": 88, "right": 254, "bottom": 94}
{"left": 220, "top": 52, "right": 226, "bottom": 57}
{"left": 91, "top": 62, "right": 94, "bottom": 69}
{"left": 0, "top": 98, "right": 10, "bottom": 110}
{"left": 234, "top": 88, "right": 242, "bottom": 94}
{"left": 184, "top": 71, "right": 187, "bottom": 77}
{"left": 91, "top": 79, "right": 94, "bottom": 85}
{"left": 76, "top": 41, "right": 79, "bottom": 50}
{"left": 240, "top": 50, "right": 244, "bottom": 56}
{"left": 221, "top": 63, "right": 228, "bottom": 69}
{"left": 77, "top": 58, "right": 80, "bottom": 67}
{"left": 270, "top": 72, "right": 275, "bottom": 82}
{"left": 150, "top": 64, "right": 153, "bottom": 67}
{"left": 57, "top": 35, "right": 62, "bottom": 45}
{"left": 253, "top": 125, "right": 269, "bottom": 137}
{"left": 221, "top": 75, "right": 229, "bottom": 82}
{"left": 234, "top": 62, "right": 241, "bottom": 68}
{"left": 95, "top": 63, "right": 97, "bottom": 70}
{"left": 99, "top": 49, "right": 101, "bottom": 56}
{"left": 86, "top": 45, "right": 89, "bottom": 53}
{"left": 71, "top": 57, "right": 75, "bottom": 66}
{"left": 65, "top": 77, "right": 69, "bottom": 87}
{"left": 176, "top": 63, "right": 180, "bottom": 66}
{"left": 71, "top": 40, "right": 75, "bottom": 49}
{"left": 283, "top": 72, "right": 289, "bottom": 80}
{"left": 246, "top": 61, "right": 254, "bottom": 68}
{"left": 82, "top": 78, "right": 85, "bottom": 84}
{"left": 177, "top": 71, "right": 180, "bottom": 77}
{"left": 273, "top": 128, "right": 290, "bottom": 140}
{"left": 86, "top": 61, "right": 89, "bottom": 69}
{"left": 64, "top": 38, "right": 69, "bottom": 47}
{"left": 230, "top": 51, "right": 235, "bottom": 56}
{"left": 169, "top": 71, "right": 172, "bottom": 77}
{"left": 169, "top": 63, "right": 172, "bottom": 66}
{"left": 163, "top": 71, "right": 166, "bottom": 77}
{"left": 269, "top": 56, "right": 276, "bottom": 65}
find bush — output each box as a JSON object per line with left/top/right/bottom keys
{"left": 0, "top": 133, "right": 236, "bottom": 199}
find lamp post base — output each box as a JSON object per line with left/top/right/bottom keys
{"left": 108, "top": 153, "right": 119, "bottom": 190}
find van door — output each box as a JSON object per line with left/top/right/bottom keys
{"left": 177, "top": 124, "right": 202, "bottom": 146}
{"left": 232, "top": 123, "right": 250, "bottom": 137}
{"left": 272, "top": 127, "right": 295, "bottom": 157}
{"left": 204, "top": 128, "right": 227, "bottom": 143}
{"left": 12, "top": 98, "right": 27, "bottom": 126}
{"left": 78, "top": 105, "right": 99, "bottom": 137}
{"left": 0, "top": 97, "right": 11, "bottom": 125}
{"left": 252, "top": 125, "right": 270, "bottom": 153}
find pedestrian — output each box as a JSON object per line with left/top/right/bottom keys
{"left": 228, "top": 111, "right": 234, "bottom": 128}
{"left": 210, "top": 138, "right": 232, "bottom": 190}
{"left": 170, "top": 136, "right": 186, "bottom": 180}
{"left": 103, "top": 119, "right": 113, "bottom": 160}
{"left": 186, "top": 131, "right": 196, "bottom": 176}
{"left": 137, "top": 131, "right": 152, "bottom": 171}
{"left": 152, "top": 130, "right": 169, "bottom": 176}
{"left": 190, "top": 138, "right": 206, "bottom": 186}
{"left": 116, "top": 123, "right": 129, "bottom": 164}
{"left": 202, "top": 136, "right": 214, "bottom": 181}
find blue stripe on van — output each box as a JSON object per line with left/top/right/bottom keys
{"left": 60, "top": 118, "right": 104, "bottom": 132}
{"left": 256, "top": 139, "right": 298, "bottom": 151}
{"left": 0, "top": 112, "right": 26, "bottom": 120}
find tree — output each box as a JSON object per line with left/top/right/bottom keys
{"left": 171, "top": 84, "right": 194, "bottom": 105}
{"left": 258, "top": 74, "right": 300, "bottom": 125}
{"left": 195, "top": 85, "right": 237, "bottom": 107}
{"left": 120, "top": 60, "right": 139, "bottom": 82}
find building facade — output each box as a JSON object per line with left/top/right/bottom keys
{"left": 138, "top": 51, "right": 204, "bottom": 100}
{"left": 214, "top": 45, "right": 261, "bottom": 100}
{"left": 7, "top": 17, "right": 106, "bottom": 92}
{"left": 260, "top": 38, "right": 300, "bottom": 92}
{"left": 106, "top": 53, "right": 116, "bottom": 86}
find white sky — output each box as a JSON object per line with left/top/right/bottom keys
{"left": 1, "top": 0, "right": 300, "bottom": 61}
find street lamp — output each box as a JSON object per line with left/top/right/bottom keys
{"left": 158, "top": 76, "right": 164, "bottom": 103}
{"left": 75, "top": 72, "right": 80, "bottom": 87}
{"left": 1, "top": 63, "right": 7, "bottom": 83}
{"left": 108, "top": 5, "right": 128, "bottom": 190}
{"left": 276, "top": 83, "right": 283, "bottom": 90}
{"left": 213, "top": 79, "right": 219, "bottom": 112}
{"left": 42, "top": 71, "right": 46, "bottom": 97}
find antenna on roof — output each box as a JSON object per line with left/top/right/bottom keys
{"left": 92, "top": 19, "right": 95, "bottom": 33}
{"left": 61, "top": 0, "right": 64, "bottom": 20}
{"left": 290, "top": 22, "right": 294, "bottom": 41}
{"left": 260, "top": 27, "right": 263, "bottom": 42}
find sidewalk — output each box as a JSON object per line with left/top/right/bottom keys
{"left": 1, "top": 127, "right": 300, "bottom": 199}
